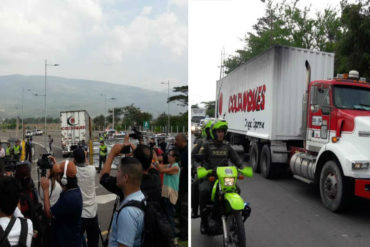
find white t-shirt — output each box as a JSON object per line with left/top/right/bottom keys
{"left": 0, "top": 214, "right": 33, "bottom": 247}
{"left": 38, "top": 179, "right": 63, "bottom": 207}
{"left": 76, "top": 164, "right": 97, "bottom": 218}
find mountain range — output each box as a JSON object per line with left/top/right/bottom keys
{"left": 0, "top": 75, "right": 186, "bottom": 119}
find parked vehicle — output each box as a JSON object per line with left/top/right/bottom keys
{"left": 25, "top": 130, "right": 33, "bottom": 138}
{"left": 60, "top": 110, "right": 92, "bottom": 157}
{"left": 216, "top": 45, "right": 370, "bottom": 211}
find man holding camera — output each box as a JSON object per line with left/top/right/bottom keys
{"left": 100, "top": 137, "right": 161, "bottom": 204}
{"left": 40, "top": 158, "right": 82, "bottom": 247}
{"left": 74, "top": 148, "right": 100, "bottom": 247}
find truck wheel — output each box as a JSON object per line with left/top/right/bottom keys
{"left": 319, "top": 160, "right": 351, "bottom": 212}
{"left": 260, "top": 144, "right": 276, "bottom": 179}
{"left": 249, "top": 143, "right": 260, "bottom": 173}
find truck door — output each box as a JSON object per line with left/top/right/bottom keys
{"left": 307, "top": 83, "right": 332, "bottom": 151}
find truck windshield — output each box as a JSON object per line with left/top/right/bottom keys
{"left": 333, "top": 85, "right": 370, "bottom": 111}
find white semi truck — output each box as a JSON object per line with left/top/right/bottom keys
{"left": 216, "top": 46, "right": 370, "bottom": 211}
{"left": 60, "top": 110, "right": 92, "bottom": 157}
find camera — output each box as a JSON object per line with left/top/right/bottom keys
{"left": 37, "top": 153, "right": 54, "bottom": 177}
{"left": 1, "top": 159, "right": 17, "bottom": 173}
{"left": 120, "top": 145, "right": 131, "bottom": 154}
{"left": 129, "top": 127, "right": 142, "bottom": 140}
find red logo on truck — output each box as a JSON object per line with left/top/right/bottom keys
{"left": 228, "top": 85, "right": 266, "bottom": 113}
{"left": 219, "top": 93, "right": 223, "bottom": 115}
{"left": 67, "top": 116, "right": 78, "bottom": 126}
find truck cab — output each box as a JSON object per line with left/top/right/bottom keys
{"left": 291, "top": 72, "right": 370, "bottom": 211}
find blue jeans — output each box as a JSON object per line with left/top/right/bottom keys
{"left": 162, "top": 197, "right": 175, "bottom": 235}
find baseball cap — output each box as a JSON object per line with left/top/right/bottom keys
{"left": 53, "top": 160, "right": 77, "bottom": 178}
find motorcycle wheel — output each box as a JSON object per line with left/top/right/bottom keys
{"left": 223, "top": 212, "right": 246, "bottom": 247}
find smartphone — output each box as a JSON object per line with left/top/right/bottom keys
{"left": 121, "top": 145, "right": 131, "bottom": 154}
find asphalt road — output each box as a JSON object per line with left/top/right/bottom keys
{"left": 191, "top": 145, "right": 370, "bottom": 247}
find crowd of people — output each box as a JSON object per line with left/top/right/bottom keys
{"left": 0, "top": 131, "right": 188, "bottom": 247}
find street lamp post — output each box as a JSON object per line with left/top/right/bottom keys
{"left": 44, "top": 60, "right": 59, "bottom": 151}
{"left": 21, "top": 88, "right": 32, "bottom": 139}
{"left": 108, "top": 97, "right": 117, "bottom": 130}
{"left": 161, "top": 81, "right": 170, "bottom": 135}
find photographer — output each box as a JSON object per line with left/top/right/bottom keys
{"left": 74, "top": 148, "right": 100, "bottom": 247}
{"left": 100, "top": 138, "right": 161, "bottom": 204}
{"left": 40, "top": 159, "right": 82, "bottom": 247}
{"left": 0, "top": 176, "right": 33, "bottom": 247}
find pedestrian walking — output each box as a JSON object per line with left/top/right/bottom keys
{"left": 48, "top": 135, "right": 53, "bottom": 152}
{"left": 25, "top": 138, "right": 33, "bottom": 163}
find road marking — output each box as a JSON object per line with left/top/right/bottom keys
{"left": 96, "top": 194, "right": 117, "bottom": 204}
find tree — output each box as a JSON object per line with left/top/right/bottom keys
{"left": 224, "top": 0, "right": 341, "bottom": 73}
{"left": 93, "top": 115, "right": 105, "bottom": 130}
{"left": 335, "top": 0, "right": 370, "bottom": 78}
{"left": 202, "top": 101, "right": 215, "bottom": 117}
{"left": 191, "top": 104, "right": 199, "bottom": 109}
{"left": 120, "top": 104, "right": 152, "bottom": 128}
{"left": 168, "top": 85, "right": 188, "bottom": 106}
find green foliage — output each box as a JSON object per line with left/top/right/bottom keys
{"left": 335, "top": 0, "right": 370, "bottom": 78}
{"left": 223, "top": 0, "right": 370, "bottom": 79}
{"left": 191, "top": 104, "right": 199, "bottom": 109}
{"left": 168, "top": 85, "right": 188, "bottom": 106}
{"left": 152, "top": 111, "right": 188, "bottom": 132}
{"left": 93, "top": 114, "right": 105, "bottom": 130}
{"left": 120, "top": 104, "right": 153, "bottom": 128}
{"left": 202, "top": 101, "right": 215, "bottom": 117}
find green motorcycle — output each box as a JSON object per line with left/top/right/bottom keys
{"left": 197, "top": 166, "right": 253, "bottom": 247}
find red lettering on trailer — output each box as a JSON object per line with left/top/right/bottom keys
{"left": 61, "top": 126, "right": 86, "bottom": 130}
{"left": 228, "top": 84, "right": 266, "bottom": 113}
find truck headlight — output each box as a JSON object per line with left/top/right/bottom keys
{"left": 352, "top": 162, "right": 369, "bottom": 170}
{"left": 224, "top": 177, "right": 235, "bottom": 186}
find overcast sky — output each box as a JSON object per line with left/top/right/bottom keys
{"left": 189, "top": 0, "right": 350, "bottom": 106}
{"left": 0, "top": 0, "right": 187, "bottom": 91}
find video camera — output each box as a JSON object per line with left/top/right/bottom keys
{"left": 37, "top": 153, "right": 54, "bottom": 177}
{"left": 129, "top": 127, "right": 143, "bottom": 140}
{"left": 1, "top": 159, "right": 18, "bottom": 173}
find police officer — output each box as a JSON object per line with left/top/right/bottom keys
{"left": 5, "top": 142, "right": 12, "bottom": 160}
{"left": 198, "top": 120, "right": 244, "bottom": 232}
{"left": 191, "top": 120, "right": 213, "bottom": 218}
{"left": 98, "top": 140, "right": 107, "bottom": 172}
{"left": 13, "top": 140, "right": 22, "bottom": 161}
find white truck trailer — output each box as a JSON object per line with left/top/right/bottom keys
{"left": 216, "top": 45, "right": 370, "bottom": 211}
{"left": 60, "top": 110, "right": 92, "bottom": 156}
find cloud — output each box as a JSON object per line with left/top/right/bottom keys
{"left": 169, "top": 0, "right": 187, "bottom": 7}
{"left": 141, "top": 6, "right": 153, "bottom": 16}
{"left": 101, "top": 8, "right": 187, "bottom": 63}
{"left": 0, "top": 0, "right": 102, "bottom": 64}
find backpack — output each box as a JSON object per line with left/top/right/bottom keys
{"left": 117, "top": 199, "right": 175, "bottom": 247}
{"left": 20, "top": 189, "right": 50, "bottom": 247}
{"left": 0, "top": 217, "right": 28, "bottom": 247}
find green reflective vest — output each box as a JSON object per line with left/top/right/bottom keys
{"left": 14, "top": 145, "right": 20, "bottom": 155}
{"left": 5, "top": 147, "right": 11, "bottom": 156}
{"left": 99, "top": 145, "right": 107, "bottom": 156}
